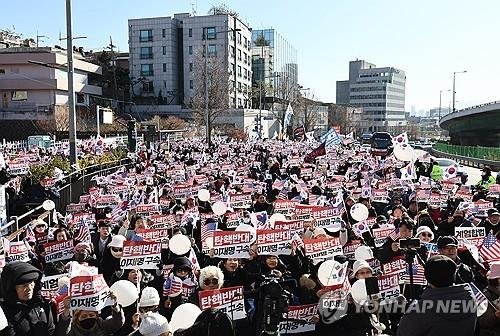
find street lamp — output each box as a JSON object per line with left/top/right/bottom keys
{"left": 204, "top": 27, "right": 240, "bottom": 147}
{"left": 439, "top": 89, "right": 451, "bottom": 119}
{"left": 452, "top": 70, "right": 467, "bottom": 113}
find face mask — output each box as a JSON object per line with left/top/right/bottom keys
{"left": 79, "top": 317, "right": 96, "bottom": 330}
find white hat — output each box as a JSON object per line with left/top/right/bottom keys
{"left": 139, "top": 287, "right": 160, "bottom": 307}
{"left": 416, "top": 226, "right": 434, "bottom": 241}
{"left": 108, "top": 235, "right": 126, "bottom": 248}
{"left": 352, "top": 260, "right": 373, "bottom": 277}
{"left": 139, "top": 312, "right": 170, "bottom": 336}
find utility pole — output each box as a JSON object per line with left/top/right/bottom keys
{"left": 452, "top": 70, "right": 467, "bottom": 113}
{"left": 65, "top": 0, "right": 78, "bottom": 170}
{"left": 107, "top": 36, "right": 118, "bottom": 102}
{"left": 36, "top": 31, "right": 47, "bottom": 47}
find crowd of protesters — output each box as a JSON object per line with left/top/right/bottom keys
{"left": 0, "top": 134, "right": 499, "bottom": 336}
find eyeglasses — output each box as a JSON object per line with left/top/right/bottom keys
{"left": 111, "top": 247, "right": 123, "bottom": 252}
{"left": 420, "top": 233, "right": 432, "bottom": 238}
{"left": 203, "top": 278, "right": 219, "bottom": 286}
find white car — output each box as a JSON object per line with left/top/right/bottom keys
{"left": 433, "top": 157, "right": 468, "bottom": 182}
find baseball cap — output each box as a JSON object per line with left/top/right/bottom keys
{"left": 436, "top": 236, "right": 458, "bottom": 249}
{"left": 487, "top": 208, "right": 500, "bottom": 216}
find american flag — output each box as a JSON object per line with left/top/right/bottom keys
{"left": 163, "top": 275, "right": 183, "bottom": 297}
{"left": 73, "top": 223, "right": 91, "bottom": 243}
{"left": 479, "top": 232, "right": 500, "bottom": 262}
{"left": 308, "top": 194, "right": 319, "bottom": 205}
{"left": 469, "top": 282, "right": 487, "bottom": 306}
{"left": 111, "top": 201, "right": 129, "bottom": 222}
{"left": 401, "top": 257, "right": 427, "bottom": 285}
{"left": 277, "top": 188, "right": 288, "bottom": 200}
{"left": 272, "top": 179, "right": 286, "bottom": 191}
{"left": 200, "top": 220, "right": 217, "bottom": 243}
{"left": 389, "top": 229, "right": 400, "bottom": 242}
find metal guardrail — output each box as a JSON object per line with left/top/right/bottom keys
{"left": 430, "top": 147, "right": 500, "bottom": 171}
{"left": 434, "top": 142, "right": 500, "bottom": 161}
{"left": 0, "top": 157, "right": 133, "bottom": 239}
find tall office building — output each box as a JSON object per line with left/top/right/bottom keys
{"left": 128, "top": 12, "right": 252, "bottom": 108}
{"left": 336, "top": 59, "right": 406, "bottom": 131}
{"left": 251, "top": 29, "right": 297, "bottom": 105}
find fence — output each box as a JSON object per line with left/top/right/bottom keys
{"left": 434, "top": 142, "right": 500, "bottom": 161}
{"left": 0, "top": 157, "right": 134, "bottom": 240}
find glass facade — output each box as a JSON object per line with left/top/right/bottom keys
{"left": 251, "top": 29, "right": 298, "bottom": 100}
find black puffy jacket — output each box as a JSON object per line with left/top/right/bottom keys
{"left": 0, "top": 262, "right": 55, "bottom": 336}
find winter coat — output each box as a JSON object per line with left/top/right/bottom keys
{"left": 0, "top": 262, "right": 55, "bottom": 336}
{"left": 54, "top": 305, "right": 124, "bottom": 336}
{"left": 478, "top": 285, "right": 500, "bottom": 336}
{"left": 397, "top": 284, "right": 477, "bottom": 336}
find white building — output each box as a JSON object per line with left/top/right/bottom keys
{"left": 128, "top": 12, "right": 252, "bottom": 109}
{"left": 0, "top": 47, "right": 102, "bottom": 120}
{"left": 336, "top": 59, "right": 406, "bottom": 132}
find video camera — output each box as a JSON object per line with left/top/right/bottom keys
{"left": 399, "top": 238, "right": 421, "bottom": 250}
{"left": 255, "top": 271, "right": 294, "bottom": 335}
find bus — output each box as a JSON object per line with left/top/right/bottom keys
{"left": 360, "top": 133, "right": 373, "bottom": 145}
{"left": 370, "top": 132, "right": 393, "bottom": 157}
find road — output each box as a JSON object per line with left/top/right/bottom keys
{"left": 414, "top": 149, "right": 496, "bottom": 186}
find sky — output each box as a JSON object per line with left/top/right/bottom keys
{"left": 2, "top": 0, "right": 500, "bottom": 113}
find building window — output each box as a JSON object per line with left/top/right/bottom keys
{"left": 244, "top": 36, "right": 247, "bottom": 48}
{"left": 140, "top": 47, "right": 153, "bottom": 59}
{"left": 164, "top": 81, "right": 167, "bottom": 88}
{"left": 76, "top": 93, "right": 85, "bottom": 104}
{"left": 163, "top": 63, "right": 167, "bottom": 72}
{"left": 139, "top": 29, "right": 153, "bottom": 42}
{"left": 208, "top": 44, "right": 216, "bottom": 56}
{"left": 238, "top": 65, "right": 241, "bottom": 77}
{"left": 162, "top": 46, "right": 166, "bottom": 55}
{"left": 162, "top": 29, "right": 166, "bottom": 38}
{"left": 238, "top": 32, "right": 241, "bottom": 44}
{"left": 142, "top": 81, "right": 154, "bottom": 92}
{"left": 230, "top": 46, "right": 235, "bottom": 58}
{"left": 238, "top": 98, "right": 242, "bottom": 107}
{"left": 0, "top": 69, "right": 5, "bottom": 74}
{"left": 189, "top": 80, "right": 193, "bottom": 89}
{"left": 188, "top": 28, "right": 192, "bottom": 37}
{"left": 238, "top": 49, "right": 241, "bottom": 61}
{"left": 204, "top": 27, "right": 216, "bottom": 39}
{"left": 188, "top": 46, "right": 193, "bottom": 55}
{"left": 11, "top": 90, "right": 27, "bottom": 101}
{"left": 141, "top": 64, "right": 154, "bottom": 76}
{"left": 189, "top": 63, "right": 193, "bottom": 72}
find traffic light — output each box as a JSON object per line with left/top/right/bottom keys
{"left": 127, "top": 119, "right": 137, "bottom": 152}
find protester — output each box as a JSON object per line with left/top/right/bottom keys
{"left": 478, "top": 262, "right": 500, "bottom": 336}
{"left": 397, "top": 255, "right": 477, "bottom": 336}
{"left": 0, "top": 261, "right": 55, "bottom": 336}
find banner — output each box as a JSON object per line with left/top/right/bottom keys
{"left": 7, "top": 163, "right": 30, "bottom": 175}
{"left": 229, "top": 193, "right": 252, "bottom": 209}
{"left": 278, "top": 304, "right": 318, "bottom": 334}
{"left": 173, "top": 185, "right": 192, "bottom": 199}
{"left": 199, "top": 286, "right": 246, "bottom": 320}
{"left": 273, "top": 200, "right": 296, "bottom": 216}
{"left": 6, "top": 241, "right": 30, "bottom": 263}
{"left": 256, "top": 230, "right": 293, "bottom": 255}
{"left": 66, "top": 203, "right": 86, "bottom": 213}
{"left": 372, "top": 189, "right": 389, "bottom": 203}
{"left": 120, "top": 240, "right": 162, "bottom": 269}
{"left": 377, "top": 273, "right": 400, "bottom": 300}
{"left": 70, "top": 274, "right": 113, "bottom": 311}
{"left": 136, "top": 204, "right": 160, "bottom": 216}
{"left": 303, "top": 237, "right": 343, "bottom": 260}
{"left": 454, "top": 227, "right": 486, "bottom": 247}
{"left": 311, "top": 206, "right": 344, "bottom": 229}
{"left": 44, "top": 239, "right": 74, "bottom": 263}
{"left": 95, "top": 195, "right": 119, "bottom": 208}
{"left": 209, "top": 231, "right": 251, "bottom": 259}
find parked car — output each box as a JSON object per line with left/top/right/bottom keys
{"left": 433, "top": 157, "right": 468, "bottom": 183}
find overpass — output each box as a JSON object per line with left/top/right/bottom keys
{"left": 439, "top": 100, "right": 500, "bottom": 147}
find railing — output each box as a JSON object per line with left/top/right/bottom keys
{"left": 440, "top": 100, "right": 500, "bottom": 123}
{"left": 0, "top": 157, "right": 134, "bottom": 240}
{"left": 434, "top": 142, "right": 500, "bottom": 161}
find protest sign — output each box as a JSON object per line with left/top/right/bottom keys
{"left": 454, "top": 227, "right": 486, "bottom": 247}
{"left": 273, "top": 200, "right": 297, "bottom": 216}
{"left": 377, "top": 273, "right": 400, "bottom": 300}
{"left": 274, "top": 220, "right": 304, "bottom": 233}
{"left": 229, "top": 193, "right": 252, "bottom": 209}
{"left": 303, "top": 237, "right": 343, "bottom": 261}
{"left": 70, "top": 274, "right": 113, "bottom": 311}
{"left": 373, "top": 227, "right": 396, "bottom": 247}
{"left": 6, "top": 241, "right": 30, "bottom": 263}
{"left": 136, "top": 204, "right": 160, "bottom": 216}
{"left": 40, "top": 274, "right": 63, "bottom": 299}
{"left": 278, "top": 304, "right": 318, "bottom": 334}
{"left": 381, "top": 256, "right": 407, "bottom": 275}
{"left": 311, "top": 206, "right": 344, "bottom": 229}
{"left": 120, "top": 240, "right": 162, "bottom": 269}
{"left": 95, "top": 195, "right": 119, "bottom": 208}
{"left": 224, "top": 211, "right": 243, "bottom": 229}
{"left": 149, "top": 214, "right": 177, "bottom": 229}
{"left": 44, "top": 239, "right": 74, "bottom": 263}
{"left": 211, "top": 231, "right": 251, "bottom": 259}
{"left": 199, "top": 286, "right": 246, "bottom": 320}
{"left": 66, "top": 203, "right": 86, "bottom": 213}
{"left": 135, "top": 228, "right": 170, "bottom": 246}
{"left": 256, "top": 230, "right": 293, "bottom": 255}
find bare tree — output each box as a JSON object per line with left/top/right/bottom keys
{"left": 294, "top": 91, "right": 321, "bottom": 132}
{"left": 272, "top": 73, "right": 300, "bottom": 135}
{"left": 188, "top": 47, "right": 230, "bottom": 142}
{"left": 151, "top": 115, "right": 188, "bottom": 130}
